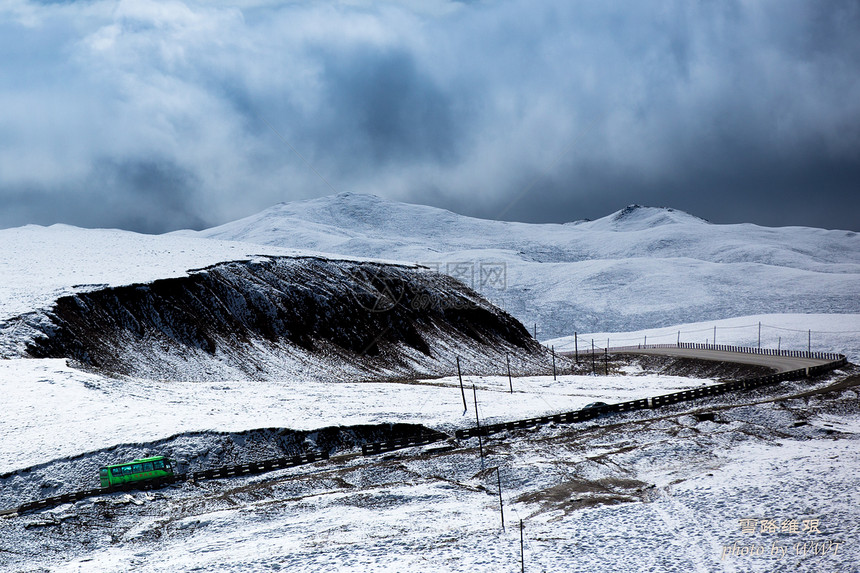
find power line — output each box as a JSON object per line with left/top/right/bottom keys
{"left": 574, "top": 321, "right": 860, "bottom": 342}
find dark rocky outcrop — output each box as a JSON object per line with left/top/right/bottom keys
{"left": 24, "top": 256, "right": 549, "bottom": 381}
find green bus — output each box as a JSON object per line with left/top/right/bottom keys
{"left": 99, "top": 456, "right": 175, "bottom": 488}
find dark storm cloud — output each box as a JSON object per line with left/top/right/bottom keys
{"left": 1, "top": 0, "right": 858, "bottom": 232}
{"left": 318, "top": 45, "right": 460, "bottom": 167}
{"left": 0, "top": 159, "right": 205, "bottom": 233}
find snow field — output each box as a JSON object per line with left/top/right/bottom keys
{"left": 0, "top": 358, "right": 710, "bottom": 474}
{"left": 35, "top": 404, "right": 860, "bottom": 573}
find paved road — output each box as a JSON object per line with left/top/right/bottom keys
{"left": 563, "top": 346, "right": 835, "bottom": 373}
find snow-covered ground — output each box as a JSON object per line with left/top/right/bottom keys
{"left": 3, "top": 196, "right": 858, "bottom": 353}
{"left": 4, "top": 362, "right": 857, "bottom": 572}
{"left": 0, "top": 358, "right": 711, "bottom": 475}
{"left": 548, "top": 313, "right": 860, "bottom": 362}
{"left": 2, "top": 316, "right": 857, "bottom": 571}
{"left": 63, "top": 439, "right": 859, "bottom": 572}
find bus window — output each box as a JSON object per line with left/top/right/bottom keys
{"left": 132, "top": 464, "right": 143, "bottom": 474}
{"left": 142, "top": 462, "right": 153, "bottom": 472}
{"left": 112, "top": 467, "right": 123, "bottom": 476}
{"left": 122, "top": 466, "right": 133, "bottom": 476}
{"left": 100, "top": 469, "right": 108, "bottom": 477}
{"left": 153, "top": 460, "right": 164, "bottom": 470}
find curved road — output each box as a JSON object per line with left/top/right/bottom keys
{"left": 563, "top": 346, "right": 837, "bottom": 373}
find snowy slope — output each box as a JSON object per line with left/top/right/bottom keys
{"left": 178, "top": 193, "right": 860, "bottom": 338}
{"left": 6, "top": 196, "right": 854, "bottom": 347}
{"left": 0, "top": 224, "right": 338, "bottom": 323}
{"left": 182, "top": 194, "right": 860, "bottom": 270}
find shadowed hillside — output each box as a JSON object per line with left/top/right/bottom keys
{"left": 24, "top": 256, "right": 550, "bottom": 381}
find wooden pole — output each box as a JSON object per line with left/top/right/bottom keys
{"left": 758, "top": 322, "right": 761, "bottom": 348}
{"left": 808, "top": 329, "right": 811, "bottom": 353}
{"left": 713, "top": 325, "right": 716, "bottom": 346}
{"left": 591, "top": 339, "right": 595, "bottom": 374}
{"left": 507, "top": 353, "right": 513, "bottom": 394}
{"left": 551, "top": 345, "right": 556, "bottom": 380}
{"left": 473, "top": 383, "right": 483, "bottom": 465}
{"left": 520, "top": 519, "right": 525, "bottom": 573}
{"left": 604, "top": 346, "right": 608, "bottom": 375}
{"left": 457, "top": 356, "right": 467, "bottom": 412}
{"left": 574, "top": 332, "right": 578, "bottom": 363}
{"left": 496, "top": 468, "right": 504, "bottom": 531}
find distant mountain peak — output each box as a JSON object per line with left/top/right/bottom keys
{"left": 584, "top": 204, "right": 710, "bottom": 231}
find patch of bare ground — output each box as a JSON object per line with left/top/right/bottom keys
{"left": 517, "top": 476, "right": 651, "bottom": 518}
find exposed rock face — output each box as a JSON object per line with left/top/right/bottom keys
{"left": 24, "top": 256, "right": 548, "bottom": 381}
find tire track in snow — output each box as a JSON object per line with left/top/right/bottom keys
{"left": 652, "top": 486, "right": 735, "bottom": 573}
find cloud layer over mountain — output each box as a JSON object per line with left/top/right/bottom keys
{"left": 2, "top": 0, "right": 859, "bottom": 232}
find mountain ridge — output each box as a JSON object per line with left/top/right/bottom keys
{"left": 175, "top": 193, "right": 860, "bottom": 338}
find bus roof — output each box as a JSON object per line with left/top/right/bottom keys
{"left": 100, "top": 455, "right": 170, "bottom": 469}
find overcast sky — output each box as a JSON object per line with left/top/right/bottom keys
{"left": 2, "top": 0, "right": 859, "bottom": 233}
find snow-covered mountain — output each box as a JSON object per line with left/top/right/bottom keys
{"left": 4, "top": 195, "right": 856, "bottom": 378}
{"left": 178, "top": 193, "right": 860, "bottom": 338}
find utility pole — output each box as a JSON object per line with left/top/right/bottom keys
{"left": 551, "top": 345, "right": 556, "bottom": 380}
{"left": 574, "top": 332, "right": 578, "bottom": 363}
{"left": 457, "top": 357, "right": 467, "bottom": 412}
{"left": 496, "top": 468, "right": 504, "bottom": 531}
{"left": 808, "top": 329, "right": 811, "bottom": 353}
{"left": 506, "top": 353, "right": 513, "bottom": 394}
{"left": 472, "top": 383, "right": 483, "bottom": 466}
{"left": 591, "top": 339, "right": 595, "bottom": 374}
{"left": 604, "top": 346, "right": 608, "bottom": 375}
{"left": 713, "top": 325, "right": 716, "bottom": 346}
{"left": 758, "top": 322, "right": 761, "bottom": 348}
{"left": 520, "top": 520, "right": 525, "bottom": 573}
